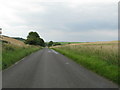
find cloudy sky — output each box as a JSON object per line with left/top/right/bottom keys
{"left": 0, "top": 0, "right": 118, "bottom": 42}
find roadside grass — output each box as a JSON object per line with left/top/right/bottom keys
{"left": 2, "top": 43, "right": 41, "bottom": 69}
{"left": 52, "top": 44, "right": 119, "bottom": 85}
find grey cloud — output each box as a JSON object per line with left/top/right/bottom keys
{"left": 15, "top": 2, "right": 117, "bottom": 31}
{"left": 1, "top": 1, "right": 118, "bottom": 41}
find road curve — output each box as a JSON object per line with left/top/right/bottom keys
{"left": 3, "top": 48, "right": 118, "bottom": 88}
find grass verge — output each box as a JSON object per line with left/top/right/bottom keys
{"left": 52, "top": 45, "right": 119, "bottom": 85}
{"left": 2, "top": 43, "right": 41, "bottom": 69}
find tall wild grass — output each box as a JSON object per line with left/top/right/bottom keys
{"left": 53, "top": 43, "right": 119, "bottom": 84}
{"left": 2, "top": 43, "right": 41, "bottom": 69}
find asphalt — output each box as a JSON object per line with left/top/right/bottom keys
{"left": 2, "top": 48, "right": 118, "bottom": 88}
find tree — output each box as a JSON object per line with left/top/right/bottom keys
{"left": 40, "top": 38, "right": 45, "bottom": 47}
{"left": 48, "top": 41, "right": 53, "bottom": 47}
{"left": 25, "top": 32, "right": 45, "bottom": 47}
{"left": 53, "top": 42, "right": 61, "bottom": 46}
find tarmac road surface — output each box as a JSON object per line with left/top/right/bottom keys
{"left": 2, "top": 48, "right": 118, "bottom": 88}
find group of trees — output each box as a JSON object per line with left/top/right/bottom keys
{"left": 48, "top": 41, "right": 53, "bottom": 47}
{"left": 47, "top": 41, "right": 61, "bottom": 47}
{"left": 25, "top": 31, "right": 61, "bottom": 47}
{"left": 25, "top": 32, "right": 45, "bottom": 47}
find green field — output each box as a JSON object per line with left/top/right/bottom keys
{"left": 2, "top": 43, "right": 41, "bottom": 69}
{"left": 52, "top": 43, "right": 119, "bottom": 84}
{"left": 59, "top": 42, "right": 82, "bottom": 45}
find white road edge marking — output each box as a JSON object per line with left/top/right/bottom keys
{"left": 65, "top": 62, "right": 69, "bottom": 65}
{"left": 51, "top": 49, "right": 59, "bottom": 54}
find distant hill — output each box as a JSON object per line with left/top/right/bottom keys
{"left": 0, "top": 35, "right": 25, "bottom": 46}
{"left": 12, "top": 37, "right": 25, "bottom": 42}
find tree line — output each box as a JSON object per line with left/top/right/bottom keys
{"left": 25, "top": 31, "right": 61, "bottom": 47}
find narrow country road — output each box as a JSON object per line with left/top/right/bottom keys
{"left": 3, "top": 48, "right": 118, "bottom": 88}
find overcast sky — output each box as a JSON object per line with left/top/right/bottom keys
{"left": 0, "top": 0, "right": 118, "bottom": 42}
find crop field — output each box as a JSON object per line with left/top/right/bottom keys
{"left": 1, "top": 35, "right": 25, "bottom": 46}
{"left": 53, "top": 41, "right": 119, "bottom": 84}
{"left": 59, "top": 42, "right": 82, "bottom": 45}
